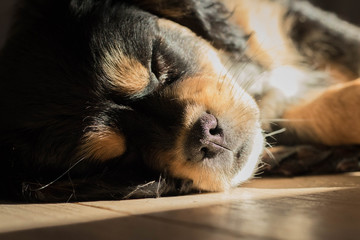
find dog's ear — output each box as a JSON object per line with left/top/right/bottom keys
{"left": 134, "top": 0, "right": 248, "bottom": 58}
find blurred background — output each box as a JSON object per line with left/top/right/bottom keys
{"left": 0, "top": 0, "right": 359, "bottom": 50}
{"left": 0, "top": 0, "right": 15, "bottom": 49}
{"left": 309, "top": 0, "right": 360, "bottom": 25}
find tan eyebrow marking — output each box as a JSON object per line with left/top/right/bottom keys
{"left": 102, "top": 49, "right": 150, "bottom": 96}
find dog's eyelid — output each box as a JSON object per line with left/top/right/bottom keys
{"left": 150, "top": 38, "right": 186, "bottom": 86}
{"left": 150, "top": 46, "right": 169, "bottom": 84}
{"left": 150, "top": 51, "right": 161, "bottom": 78}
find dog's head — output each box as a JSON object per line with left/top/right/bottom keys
{"left": 0, "top": 0, "right": 264, "bottom": 200}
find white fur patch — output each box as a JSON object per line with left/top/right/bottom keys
{"left": 231, "top": 128, "right": 264, "bottom": 186}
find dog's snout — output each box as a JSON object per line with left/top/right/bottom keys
{"left": 186, "top": 113, "right": 226, "bottom": 162}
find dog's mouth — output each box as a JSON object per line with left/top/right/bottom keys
{"left": 199, "top": 140, "right": 232, "bottom": 159}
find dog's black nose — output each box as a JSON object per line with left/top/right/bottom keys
{"left": 186, "top": 113, "right": 226, "bottom": 162}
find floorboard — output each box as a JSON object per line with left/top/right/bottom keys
{"left": 1, "top": 173, "right": 360, "bottom": 240}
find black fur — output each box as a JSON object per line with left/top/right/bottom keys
{"left": 133, "top": 0, "right": 249, "bottom": 58}
{"left": 0, "top": 0, "right": 249, "bottom": 202}
{"left": 286, "top": 1, "right": 360, "bottom": 76}
{"left": 1, "top": 0, "right": 360, "bottom": 202}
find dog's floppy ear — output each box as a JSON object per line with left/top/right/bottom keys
{"left": 134, "top": 0, "right": 248, "bottom": 58}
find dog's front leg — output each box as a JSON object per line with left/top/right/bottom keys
{"left": 277, "top": 78, "right": 360, "bottom": 146}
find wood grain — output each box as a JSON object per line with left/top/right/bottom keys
{"left": 1, "top": 173, "right": 360, "bottom": 240}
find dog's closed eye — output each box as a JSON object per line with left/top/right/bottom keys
{"left": 151, "top": 41, "right": 171, "bottom": 85}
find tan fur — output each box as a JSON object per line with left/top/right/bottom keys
{"left": 81, "top": 128, "right": 126, "bottom": 161}
{"left": 324, "top": 63, "right": 358, "bottom": 83}
{"left": 102, "top": 51, "right": 150, "bottom": 96}
{"left": 282, "top": 78, "right": 360, "bottom": 145}
{"left": 158, "top": 18, "right": 203, "bottom": 38}
{"left": 223, "top": 0, "right": 301, "bottom": 68}
{"left": 135, "top": 0, "right": 191, "bottom": 18}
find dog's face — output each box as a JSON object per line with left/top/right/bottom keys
{"left": 0, "top": 0, "right": 264, "bottom": 199}
{"left": 139, "top": 20, "right": 263, "bottom": 191}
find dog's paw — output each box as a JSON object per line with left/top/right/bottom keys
{"left": 261, "top": 145, "right": 360, "bottom": 176}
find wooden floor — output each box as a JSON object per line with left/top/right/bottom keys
{"left": 1, "top": 172, "right": 360, "bottom": 240}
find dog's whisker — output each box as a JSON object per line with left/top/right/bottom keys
{"left": 156, "top": 174, "right": 163, "bottom": 198}
{"left": 66, "top": 193, "right": 74, "bottom": 203}
{"left": 255, "top": 160, "right": 270, "bottom": 170}
{"left": 264, "top": 147, "right": 275, "bottom": 161}
{"left": 28, "top": 157, "right": 86, "bottom": 192}
{"left": 123, "top": 181, "right": 156, "bottom": 200}
{"left": 265, "top": 141, "right": 274, "bottom": 149}
{"left": 66, "top": 172, "right": 76, "bottom": 203}
{"left": 261, "top": 118, "right": 307, "bottom": 122}
{"left": 228, "top": 60, "right": 265, "bottom": 98}
{"left": 217, "top": 63, "right": 235, "bottom": 93}
{"left": 264, "top": 128, "right": 286, "bottom": 138}
{"left": 240, "top": 69, "right": 265, "bottom": 92}
{"left": 218, "top": 56, "right": 235, "bottom": 80}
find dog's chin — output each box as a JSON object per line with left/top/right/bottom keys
{"left": 158, "top": 124, "right": 264, "bottom": 193}
{"left": 230, "top": 128, "right": 264, "bottom": 188}
{"left": 194, "top": 128, "right": 264, "bottom": 192}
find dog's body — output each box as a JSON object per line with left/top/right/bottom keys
{"left": 0, "top": 0, "right": 359, "bottom": 202}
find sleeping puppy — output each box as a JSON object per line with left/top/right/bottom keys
{"left": 0, "top": 0, "right": 359, "bottom": 202}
